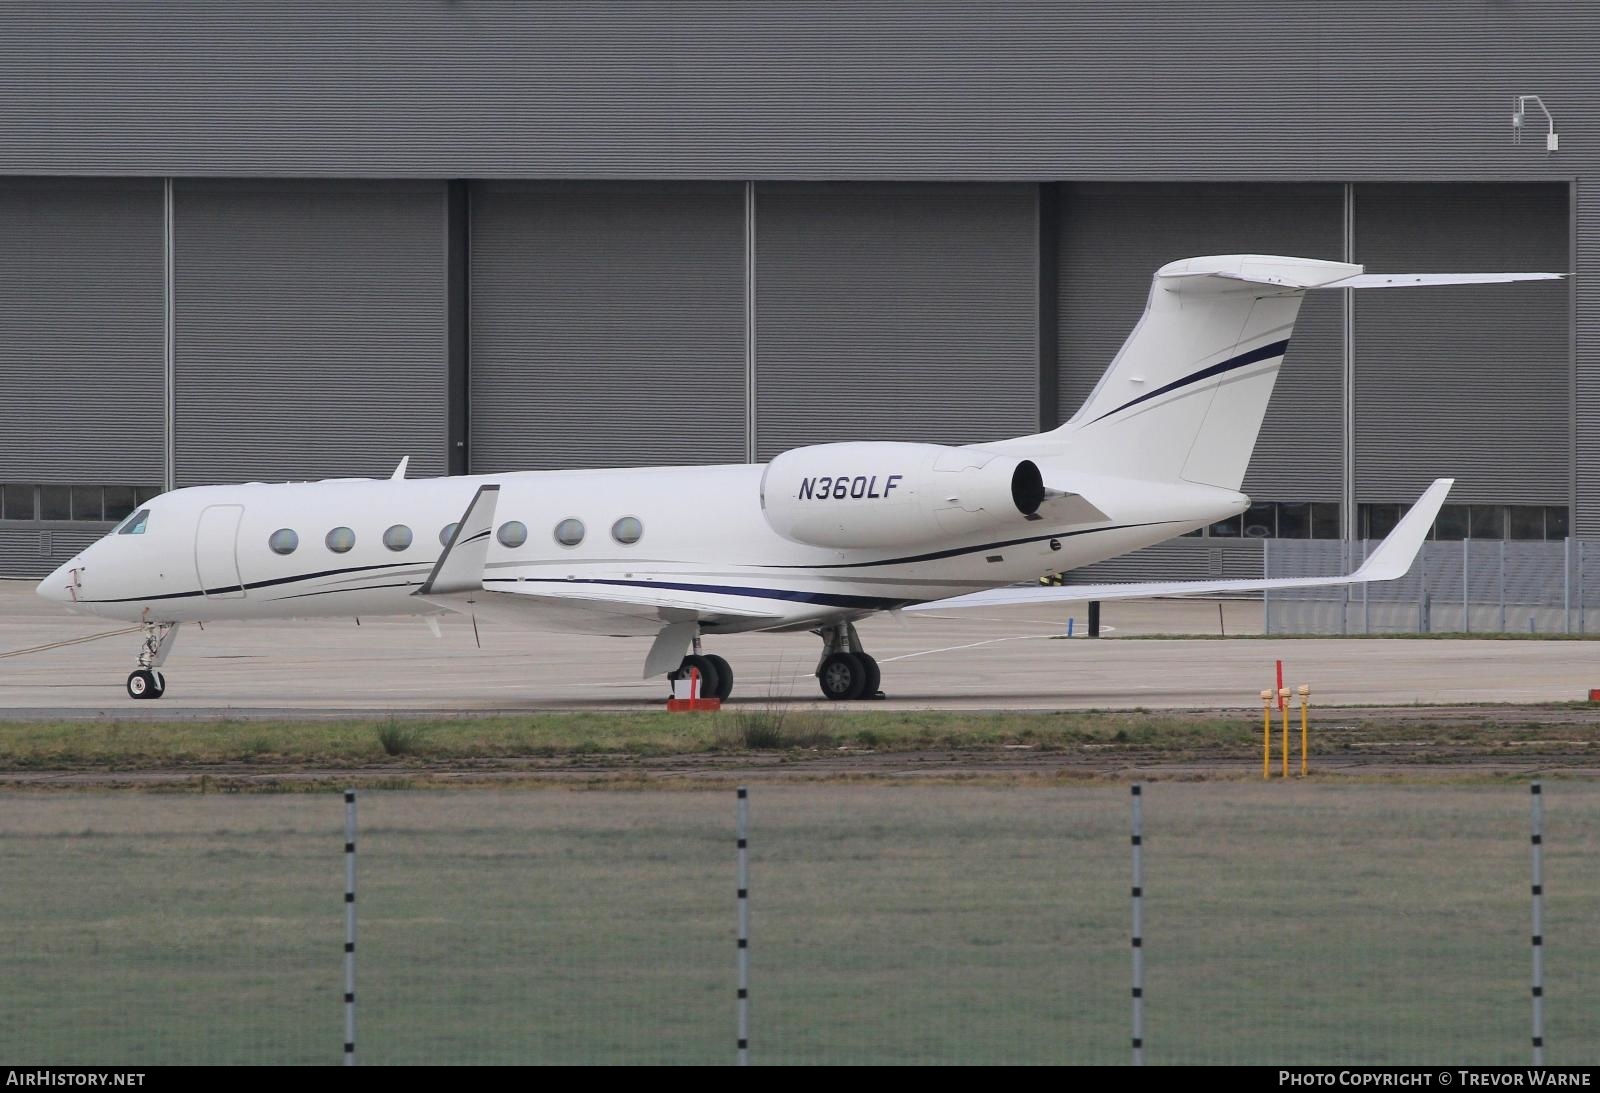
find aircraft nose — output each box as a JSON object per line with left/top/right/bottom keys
{"left": 36, "top": 560, "right": 76, "bottom": 604}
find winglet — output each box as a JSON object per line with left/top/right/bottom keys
{"left": 391, "top": 456, "right": 410, "bottom": 481}
{"left": 1353, "top": 478, "right": 1454, "bottom": 581}
{"left": 417, "top": 485, "right": 499, "bottom": 596}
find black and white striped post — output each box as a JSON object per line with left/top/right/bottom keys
{"left": 1530, "top": 781, "right": 1544, "bottom": 1065}
{"left": 1131, "top": 783, "right": 1144, "bottom": 1066}
{"left": 344, "top": 789, "right": 357, "bottom": 1067}
{"left": 736, "top": 786, "right": 750, "bottom": 1066}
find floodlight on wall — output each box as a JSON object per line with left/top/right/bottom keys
{"left": 1512, "top": 95, "right": 1558, "bottom": 153}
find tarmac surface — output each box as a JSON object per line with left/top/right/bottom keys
{"left": 5, "top": 579, "right": 1600, "bottom": 717}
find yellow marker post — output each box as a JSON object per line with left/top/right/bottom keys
{"left": 1260, "top": 689, "right": 1273, "bottom": 779}
{"left": 1278, "top": 688, "right": 1291, "bottom": 778}
{"left": 1298, "top": 684, "right": 1311, "bottom": 777}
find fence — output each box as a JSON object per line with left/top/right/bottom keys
{"left": 0, "top": 783, "right": 1595, "bottom": 1065}
{"left": 1263, "top": 538, "right": 1600, "bottom": 635}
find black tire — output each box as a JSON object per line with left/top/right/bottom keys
{"left": 704, "top": 654, "right": 734, "bottom": 700}
{"left": 817, "top": 652, "right": 867, "bottom": 701}
{"left": 127, "top": 669, "right": 158, "bottom": 700}
{"left": 857, "top": 653, "right": 882, "bottom": 699}
{"left": 151, "top": 671, "right": 167, "bottom": 698}
{"left": 675, "top": 654, "right": 721, "bottom": 701}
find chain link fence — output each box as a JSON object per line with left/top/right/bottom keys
{"left": 1263, "top": 539, "right": 1600, "bottom": 636}
{"left": 0, "top": 784, "right": 1595, "bottom": 1065}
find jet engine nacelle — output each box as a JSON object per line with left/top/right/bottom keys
{"left": 760, "top": 442, "right": 1046, "bottom": 549}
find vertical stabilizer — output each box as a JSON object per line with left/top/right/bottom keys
{"left": 1007, "top": 255, "right": 1360, "bottom": 490}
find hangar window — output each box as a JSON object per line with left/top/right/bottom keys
{"left": 611, "top": 516, "right": 643, "bottom": 545}
{"left": 1359, "top": 503, "right": 1570, "bottom": 542}
{"left": 104, "top": 486, "right": 136, "bottom": 522}
{"left": 497, "top": 520, "right": 528, "bottom": 548}
{"left": 1, "top": 484, "right": 158, "bottom": 524}
{"left": 268, "top": 528, "right": 299, "bottom": 554}
{"left": 119, "top": 510, "right": 152, "bottom": 536}
{"left": 39, "top": 485, "right": 70, "bottom": 521}
{"left": 553, "top": 518, "right": 585, "bottom": 547}
{"left": 2, "top": 484, "right": 35, "bottom": 520}
{"left": 439, "top": 522, "right": 459, "bottom": 547}
{"left": 1188, "top": 502, "right": 1341, "bottom": 539}
{"left": 382, "top": 524, "right": 414, "bottom": 552}
{"left": 325, "top": 526, "right": 356, "bottom": 554}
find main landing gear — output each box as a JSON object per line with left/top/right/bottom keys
{"left": 669, "top": 636, "right": 735, "bottom": 701}
{"left": 127, "top": 622, "right": 181, "bottom": 700}
{"left": 815, "top": 622, "right": 884, "bottom": 702}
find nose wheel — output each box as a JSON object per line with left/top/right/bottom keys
{"left": 127, "top": 669, "right": 166, "bottom": 700}
{"left": 126, "top": 621, "right": 181, "bottom": 701}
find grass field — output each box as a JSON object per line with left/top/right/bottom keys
{"left": 0, "top": 783, "right": 1595, "bottom": 1065}
{"left": 0, "top": 705, "right": 1596, "bottom": 776}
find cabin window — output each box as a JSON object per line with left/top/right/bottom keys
{"left": 118, "top": 509, "right": 152, "bottom": 536}
{"left": 439, "top": 522, "right": 459, "bottom": 547}
{"left": 325, "top": 526, "right": 356, "bottom": 554}
{"left": 382, "top": 524, "right": 413, "bottom": 552}
{"left": 611, "top": 516, "right": 643, "bottom": 545}
{"left": 268, "top": 528, "right": 298, "bottom": 554}
{"left": 497, "top": 520, "right": 528, "bottom": 548}
{"left": 553, "top": 518, "right": 585, "bottom": 547}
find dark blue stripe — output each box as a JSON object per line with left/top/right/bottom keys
{"left": 1090, "top": 339, "right": 1290, "bottom": 425}
{"left": 488, "top": 577, "right": 909, "bottom": 611}
{"left": 85, "top": 561, "right": 417, "bottom": 603}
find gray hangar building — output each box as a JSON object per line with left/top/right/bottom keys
{"left": 0, "top": 3, "right": 1592, "bottom": 579}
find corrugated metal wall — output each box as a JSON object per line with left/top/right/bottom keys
{"left": 172, "top": 179, "right": 448, "bottom": 485}
{"left": 0, "top": 178, "right": 164, "bottom": 483}
{"left": 754, "top": 182, "right": 1037, "bottom": 460}
{"left": 1353, "top": 183, "right": 1570, "bottom": 504}
{"left": 1057, "top": 183, "right": 1344, "bottom": 502}
{"left": 1579, "top": 181, "right": 1600, "bottom": 538}
{"left": 469, "top": 182, "right": 746, "bottom": 471}
{"left": 0, "top": 4, "right": 1592, "bottom": 183}
{"left": 0, "top": 178, "right": 164, "bottom": 578}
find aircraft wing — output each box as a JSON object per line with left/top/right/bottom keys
{"left": 416, "top": 578, "right": 785, "bottom": 637}
{"left": 905, "top": 478, "right": 1452, "bottom": 612}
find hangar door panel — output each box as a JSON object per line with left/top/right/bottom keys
{"left": 173, "top": 179, "right": 448, "bottom": 485}
{"left": 754, "top": 182, "right": 1037, "bottom": 460}
{"left": 1354, "top": 183, "right": 1569, "bottom": 505}
{"left": 0, "top": 178, "right": 164, "bottom": 484}
{"left": 470, "top": 182, "right": 746, "bottom": 471}
{"left": 1058, "top": 183, "right": 1344, "bottom": 503}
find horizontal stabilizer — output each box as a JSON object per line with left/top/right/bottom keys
{"left": 415, "top": 484, "right": 499, "bottom": 596}
{"left": 906, "top": 478, "right": 1453, "bottom": 612}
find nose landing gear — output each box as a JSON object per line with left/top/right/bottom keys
{"left": 815, "top": 622, "right": 884, "bottom": 701}
{"left": 127, "top": 621, "right": 180, "bottom": 700}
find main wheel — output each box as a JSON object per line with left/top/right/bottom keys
{"left": 704, "top": 654, "right": 734, "bottom": 700}
{"left": 127, "top": 669, "right": 160, "bottom": 700}
{"left": 857, "top": 653, "right": 883, "bottom": 699}
{"left": 817, "top": 652, "right": 867, "bottom": 701}
{"left": 675, "top": 654, "right": 721, "bottom": 701}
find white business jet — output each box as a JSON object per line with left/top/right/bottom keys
{"left": 37, "top": 255, "right": 1560, "bottom": 701}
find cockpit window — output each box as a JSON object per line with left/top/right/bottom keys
{"left": 115, "top": 509, "right": 151, "bottom": 535}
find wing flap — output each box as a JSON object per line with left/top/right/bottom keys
{"left": 907, "top": 478, "right": 1453, "bottom": 612}
{"left": 416, "top": 578, "right": 785, "bottom": 637}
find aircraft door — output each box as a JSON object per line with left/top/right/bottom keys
{"left": 194, "top": 505, "right": 247, "bottom": 599}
